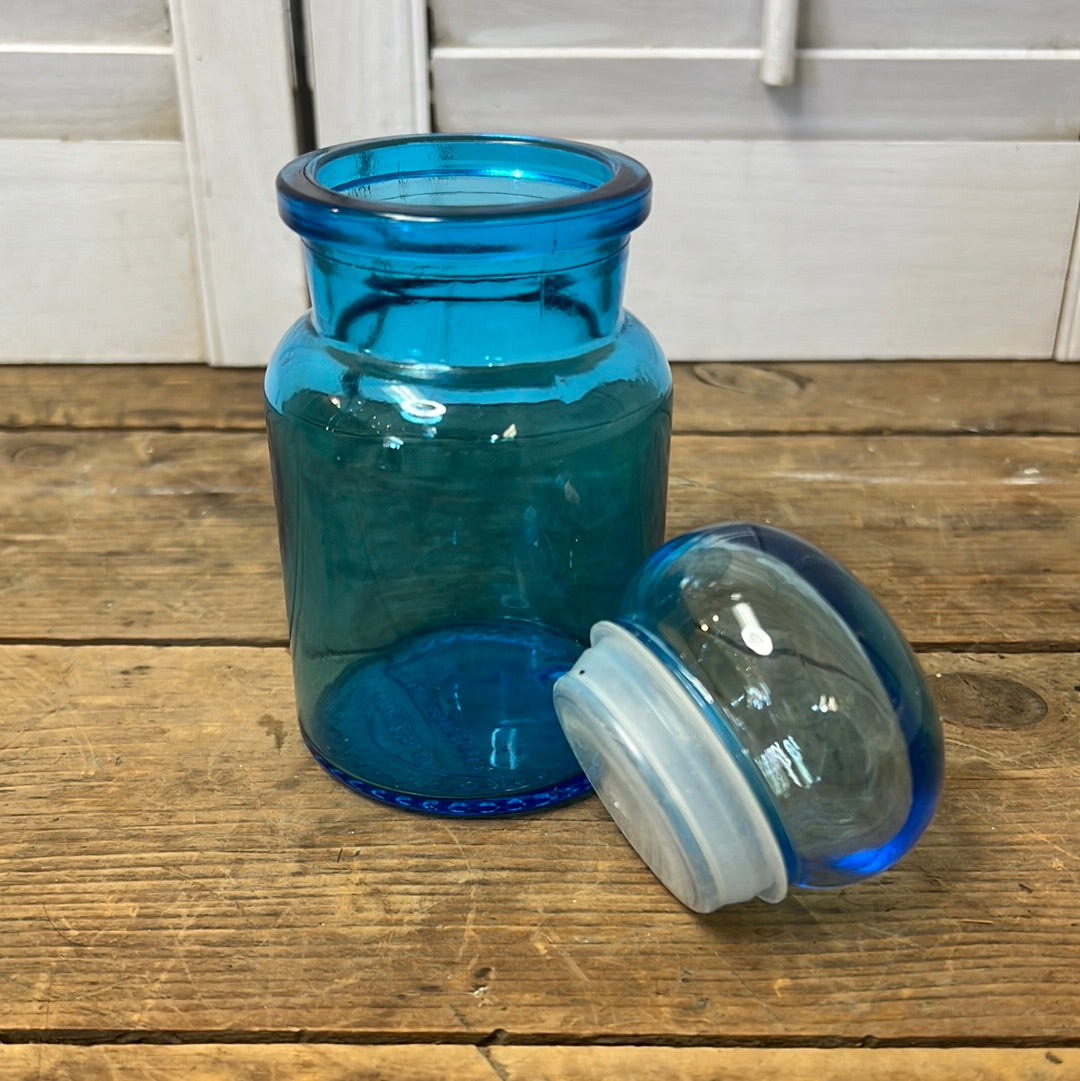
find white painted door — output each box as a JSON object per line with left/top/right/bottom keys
{"left": 305, "top": 1, "right": 1080, "bottom": 361}
{"left": 0, "top": 0, "right": 306, "bottom": 365}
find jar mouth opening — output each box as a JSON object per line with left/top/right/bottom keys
{"left": 277, "top": 133, "right": 651, "bottom": 253}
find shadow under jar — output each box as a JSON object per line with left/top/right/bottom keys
{"left": 266, "top": 134, "right": 672, "bottom": 816}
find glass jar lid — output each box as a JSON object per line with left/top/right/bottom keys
{"left": 554, "top": 523, "right": 944, "bottom": 911}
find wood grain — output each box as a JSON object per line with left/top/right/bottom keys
{"left": 1, "top": 361, "right": 1078, "bottom": 1057}
{"left": 0, "top": 645, "right": 1076, "bottom": 1040}
{"left": 492, "top": 1047, "right": 1080, "bottom": 1081}
{"left": 0, "top": 1045, "right": 1073, "bottom": 1080}
{"left": 672, "top": 361, "right": 1080, "bottom": 435}
{"left": 3, "top": 362, "right": 1078, "bottom": 435}
{"left": 0, "top": 366, "right": 268, "bottom": 431}
{"left": 0, "top": 1045, "right": 496, "bottom": 1081}
{"left": 1, "top": 427, "right": 1076, "bottom": 646}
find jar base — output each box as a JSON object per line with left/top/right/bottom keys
{"left": 299, "top": 620, "right": 592, "bottom": 816}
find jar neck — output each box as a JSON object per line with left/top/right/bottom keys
{"left": 303, "top": 240, "right": 629, "bottom": 365}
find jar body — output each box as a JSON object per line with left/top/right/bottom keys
{"left": 266, "top": 136, "right": 671, "bottom": 815}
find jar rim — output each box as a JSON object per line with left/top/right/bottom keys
{"left": 277, "top": 133, "right": 652, "bottom": 254}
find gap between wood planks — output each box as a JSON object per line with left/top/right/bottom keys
{"left": 0, "top": 636, "right": 1076, "bottom": 654}
{"left": 0, "top": 1028, "right": 1077, "bottom": 1048}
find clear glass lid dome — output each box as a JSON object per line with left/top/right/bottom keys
{"left": 554, "top": 523, "right": 944, "bottom": 912}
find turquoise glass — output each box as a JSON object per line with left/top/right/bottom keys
{"left": 265, "top": 135, "right": 671, "bottom": 816}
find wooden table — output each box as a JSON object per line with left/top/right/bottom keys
{"left": 1, "top": 361, "right": 1077, "bottom": 1079}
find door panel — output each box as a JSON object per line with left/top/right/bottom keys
{"left": 621, "top": 140, "right": 1080, "bottom": 360}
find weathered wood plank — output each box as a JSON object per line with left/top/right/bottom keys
{"left": 0, "top": 431, "right": 281, "bottom": 641}
{"left": 2, "top": 362, "right": 1077, "bottom": 436}
{"left": 495, "top": 1047, "right": 1078, "bottom": 1079}
{"left": 0, "top": 365, "right": 266, "bottom": 430}
{"left": 673, "top": 361, "right": 1080, "bottom": 435}
{"left": 0, "top": 1045, "right": 467, "bottom": 1081}
{"left": 0, "top": 1044, "right": 1073, "bottom": 1080}
{"left": 1, "top": 430, "right": 1076, "bottom": 646}
{"left": 494, "top": 1047, "right": 1079, "bottom": 1080}
{"left": 1, "top": 645, "right": 1076, "bottom": 1039}
{"left": 669, "top": 433, "right": 1080, "bottom": 648}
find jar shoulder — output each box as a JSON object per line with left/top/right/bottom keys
{"left": 265, "top": 312, "right": 670, "bottom": 431}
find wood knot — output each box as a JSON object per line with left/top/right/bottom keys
{"left": 12, "top": 442, "right": 76, "bottom": 467}
{"left": 935, "top": 672, "right": 1047, "bottom": 729}
{"left": 257, "top": 713, "right": 287, "bottom": 750}
{"left": 691, "top": 363, "right": 811, "bottom": 399}
{"left": 471, "top": 965, "right": 493, "bottom": 997}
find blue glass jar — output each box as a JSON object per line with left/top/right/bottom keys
{"left": 553, "top": 523, "right": 944, "bottom": 910}
{"left": 266, "top": 135, "right": 671, "bottom": 816}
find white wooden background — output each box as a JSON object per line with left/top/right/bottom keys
{"left": 0, "top": 0, "right": 305, "bottom": 365}
{"left": 4, "top": 1, "right": 1080, "bottom": 363}
{"left": 429, "top": 0, "right": 1080, "bottom": 49}
{"left": 420, "top": 0, "right": 1080, "bottom": 360}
